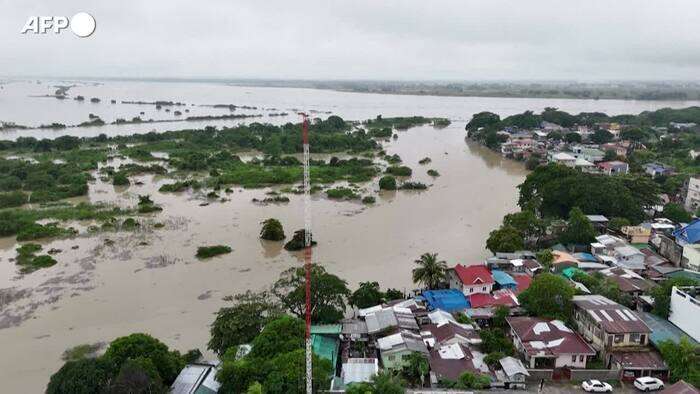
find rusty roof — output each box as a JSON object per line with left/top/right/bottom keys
{"left": 572, "top": 295, "right": 651, "bottom": 334}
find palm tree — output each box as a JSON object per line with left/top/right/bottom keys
{"left": 412, "top": 252, "right": 447, "bottom": 289}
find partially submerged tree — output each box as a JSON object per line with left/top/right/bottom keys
{"left": 486, "top": 225, "right": 525, "bottom": 254}
{"left": 259, "top": 218, "right": 285, "bottom": 241}
{"left": 349, "top": 281, "right": 384, "bottom": 309}
{"left": 283, "top": 229, "right": 316, "bottom": 251}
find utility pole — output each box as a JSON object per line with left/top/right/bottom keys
{"left": 301, "top": 113, "right": 313, "bottom": 394}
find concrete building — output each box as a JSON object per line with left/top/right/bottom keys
{"left": 681, "top": 244, "right": 700, "bottom": 272}
{"left": 683, "top": 176, "right": 700, "bottom": 213}
{"left": 668, "top": 286, "right": 700, "bottom": 342}
{"left": 377, "top": 330, "right": 429, "bottom": 370}
{"left": 571, "top": 295, "right": 651, "bottom": 357}
{"left": 597, "top": 161, "right": 629, "bottom": 175}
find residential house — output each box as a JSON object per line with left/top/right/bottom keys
{"left": 601, "top": 142, "right": 629, "bottom": 158}
{"left": 597, "top": 161, "right": 629, "bottom": 175}
{"left": 586, "top": 215, "right": 610, "bottom": 231}
{"left": 506, "top": 317, "right": 596, "bottom": 369}
{"left": 364, "top": 305, "right": 419, "bottom": 335}
{"left": 668, "top": 286, "right": 700, "bottom": 342}
{"left": 571, "top": 146, "right": 605, "bottom": 163}
{"left": 311, "top": 324, "right": 341, "bottom": 371}
{"left": 428, "top": 343, "right": 489, "bottom": 383}
{"left": 613, "top": 246, "right": 646, "bottom": 271}
{"left": 600, "top": 267, "right": 656, "bottom": 300}
{"left": 683, "top": 176, "right": 700, "bottom": 212}
{"left": 644, "top": 163, "right": 673, "bottom": 178}
{"left": 421, "top": 321, "right": 481, "bottom": 347}
{"left": 571, "top": 295, "right": 651, "bottom": 357}
{"left": 621, "top": 226, "right": 652, "bottom": 244}
{"left": 552, "top": 250, "right": 580, "bottom": 272}
{"left": 420, "top": 289, "right": 470, "bottom": 312}
{"left": 171, "top": 363, "right": 221, "bottom": 394}
{"left": 448, "top": 264, "right": 494, "bottom": 295}
{"left": 670, "top": 122, "right": 697, "bottom": 130}
{"left": 549, "top": 152, "right": 577, "bottom": 167}
{"left": 492, "top": 270, "right": 518, "bottom": 291}
{"left": 469, "top": 289, "right": 519, "bottom": 309}
{"left": 377, "top": 331, "right": 429, "bottom": 370}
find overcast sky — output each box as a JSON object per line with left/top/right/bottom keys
{"left": 2, "top": 0, "right": 700, "bottom": 81}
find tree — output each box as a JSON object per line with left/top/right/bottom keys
{"left": 564, "top": 132, "right": 582, "bottom": 143}
{"left": 479, "top": 329, "right": 515, "bottom": 355}
{"left": 272, "top": 264, "right": 350, "bottom": 323}
{"left": 663, "top": 203, "right": 692, "bottom": 223}
{"left": 370, "top": 372, "right": 406, "bottom": 394}
{"left": 209, "top": 291, "right": 282, "bottom": 356}
{"left": 547, "top": 131, "right": 563, "bottom": 141}
{"left": 484, "top": 351, "right": 506, "bottom": 367}
{"left": 217, "top": 316, "right": 333, "bottom": 394}
{"left": 658, "top": 338, "right": 700, "bottom": 387}
{"left": 260, "top": 218, "right": 285, "bottom": 241}
{"left": 536, "top": 249, "right": 554, "bottom": 271}
{"left": 518, "top": 273, "right": 575, "bottom": 320}
{"left": 650, "top": 277, "right": 699, "bottom": 318}
{"left": 591, "top": 129, "right": 614, "bottom": 144}
{"left": 109, "top": 357, "right": 167, "bottom": 394}
{"left": 503, "top": 210, "right": 545, "bottom": 246}
{"left": 384, "top": 288, "right": 404, "bottom": 301}
{"left": 379, "top": 175, "right": 397, "bottom": 190}
{"left": 46, "top": 358, "right": 114, "bottom": 394}
{"left": 103, "top": 333, "right": 184, "bottom": 385}
{"left": 412, "top": 252, "right": 447, "bottom": 289}
{"left": 603, "top": 149, "right": 618, "bottom": 161}
{"left": 113, "top": 172, "right": 130, "bottom": 186}
{"left": 283, "top": 229, "right": 316, "bottom": 251}
{"left": 492, "top": 305, "right": 510, "bottom": 328}
{"left": 486, "top": 225, "right": 525, "bottom": 254}
{"left": 608, "top": 217, "right": 631, "bottom": 232}
{"left": 465, "top": 112, "right": 501, "bottom": 131}
{"left": 559, "top": 207, "right": 596, "bottom": 245}
{"left": 525, "top": 156, "right": 541, "bottom": 170}
{"left": 349, "top": 281, "right": 384, "bottom": 309}
{"left": 458, "top": 372, "right": 491, "bottom": 389}
{"left": 402, "top": 353, "right": 429, "bottom": 387}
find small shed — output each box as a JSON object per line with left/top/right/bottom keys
{"left": 498, "top": 356, "right": 529, "bottom": 385}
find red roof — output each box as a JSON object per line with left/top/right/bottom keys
{"left": 469, "top": 290, "right": 518, "bottom": 308}
{"left": 513, "top": 274, "right": 532, "bottom": 294}
{"left": 454, "top": 264, "right": 494, "bottom": 286}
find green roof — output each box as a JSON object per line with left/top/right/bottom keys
{"left": 311, "top": 324, "right": 342, "bottom": 335}
{"left": 312, "top": 334, "right": 339, "bottom": 368}
{"left": 640, "top": 312, "right": 698, "bottom": 347}
{"left": 562, "top": 267, "right": 585, "bottom": 279}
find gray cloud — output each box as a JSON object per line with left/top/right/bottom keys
{"left": 1, "top": 0, "right": 699, "bottom": 80}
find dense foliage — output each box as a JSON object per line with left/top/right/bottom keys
{"left": 518, "top": 273, "right": 575, "bottom": 321}
{"left": 412, "top": 252, "right": 447, "bottom": 289}
{"left": 259, "top": 218, "right": 286, "bottom": 241}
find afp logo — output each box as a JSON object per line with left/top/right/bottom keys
{"left": 21, "top": 12, "right": 96, "bottom": 38}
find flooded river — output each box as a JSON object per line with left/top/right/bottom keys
{"left": 1, "top": 80, "right": 698, "bottom": 392}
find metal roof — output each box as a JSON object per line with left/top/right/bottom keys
{"left": 499, "top": 356, "right": 530, "bottom": 378}
{"left": 341, "top": 358, "right": 378, "bottom": 385}
{"left": 572, "top": 295, "right": 651, "bottom": 334}
{"left": 170, "top": 364, "right": 220, "bottom": 394}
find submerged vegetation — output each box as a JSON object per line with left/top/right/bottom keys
{"left": 15, "top": 243, "right": 57, "bottom": 273}
{"left": 196, "top": 245, "right": 232, "bottom": 259}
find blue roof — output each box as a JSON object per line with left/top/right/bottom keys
{"left": 640, "top": 312, "right": 698, "bottom": 347}
{"left": 574, "top": 252, "right": 597, "bottom": 262}
{"left": 673, "top": 219, "right": 700, "bottom": 244}
{"left": 491, "top": 270, "right": 517, "bottom": 288}
{"left": 422, "top": 289, "right": 470, "bottom": 312}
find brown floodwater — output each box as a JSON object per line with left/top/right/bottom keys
{"left": 0, "top": 123, "right": 527, "bottom": 392}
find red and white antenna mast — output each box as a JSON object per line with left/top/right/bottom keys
{"left": 301, "top": 113, "right": 313, "bottom": 394}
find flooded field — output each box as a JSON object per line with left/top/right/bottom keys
{"left": 1, "top": 80, "right": 697, "bottom": 392}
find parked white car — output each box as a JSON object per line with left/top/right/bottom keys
{"left": 582, "top": 380, "right": 613, "bottom": 393}
{"left": 634, "top": 377, "right": 664, "bottom": 391}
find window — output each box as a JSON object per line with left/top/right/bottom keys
{"left": 579, "top": 355, "right": 584, "bottom": 362}
{"left": 630, "top": 333, "right": 640, "bottom": 343}
{"left": 572, "top": 355, "right": 577, "bottom": 362}
{"left": 388, "top": 355, "right": 395, "bottom": 361}
{"left": 482, "top": 286, "right": 486, "bottom": 292}
{"left": 614, "top": 334, "right": 624, "bottom": 344}
{"left": 470, "top": 287, "right": 474, "bottom": 293}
